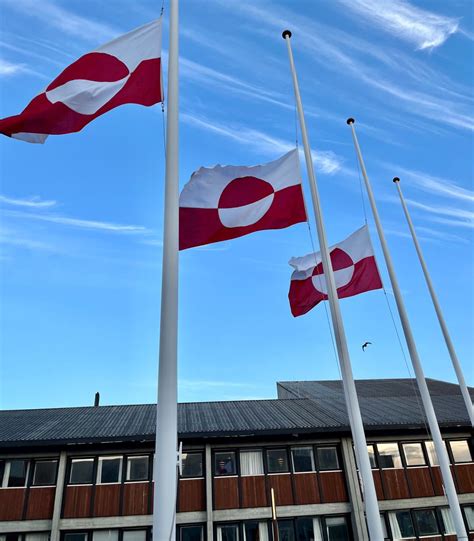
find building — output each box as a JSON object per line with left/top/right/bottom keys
{"left": 0, "top": 378, "right": 473, "bottom": 541}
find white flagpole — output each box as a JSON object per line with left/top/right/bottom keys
{"left": 347, "top": 118, "right": 468, "bottom": 540}
{"left": 393, "top": 177, "right": 474, "bottom": 426}
{"left": 282, "top": 31, "right": 384, "bottom": 541}
{"left": 154, "top": 0, "right": 179, "bottom": 539}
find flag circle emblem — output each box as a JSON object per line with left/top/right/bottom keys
{"left": 218, "top": 176, "right": 275, "bottom": 228}
{"left": 311, "top": 248, "right": 355, "bottom": 294}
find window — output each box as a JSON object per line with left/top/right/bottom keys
{"left": 267, "top": 449, "right": 289, "bottom": 473}
{"left": 367, "top": 445, "right": 377, "bottom": 468}
{"left": 122, "top": 531, "right": 146, "bottom": 541}
{"left": 25, "top": 534, "right": 50, "bottom": 541}
{"left": 450, "top": 440, "right": 472, "bottom": 463}
{"left": 296, "top": 518, "right": 322, "bottom": 541}
{"left": 180, "top": 526, "right": 204, "bottom": 541}
{"left": 93, "top": 531, "right": 119, "bottom": 541}
{"left": 317, "top": 447, "right": 339, "bottom": 471}
{"left": 402, "top": 443, "right": 426, "bottom": 466}
{"left": 388, "top": 511, "right": 415, "bottom": 539}
{"left": 379, "top": 515, "right": 388, "bottom": 540}
{"left": 325, "top": 517, "right": 350, "bottom": 541}
{"left": 377, "top": 443, "right": 402, "bottom": 469}
{"left": 413, "top": 509, "right": 439, "bottom": 535}
{"left": 8, "top": 459, "right": 29, "bottom": 487}
{"left": 440, "top": 507, "right": 456, "bottom": 535}
{"left": 464, "top": 506, "right": 474, "bottom": 531}
{"left": 182, "top": 452, "right": 203, "bottom": 478}
{"left": 64, "top": 534, "right": 88, "bottom": 541}
{"left": 244, "top": 522, "right": 268, "bottom": 541}
{"left": 277, "top": 521, "right": 295, "bottom": 541}
{"left": 97, "top": 457, "right": 122, "bottom": 484}
{"left": 127, "top": 456, "right": 149, "bottom": 481}
{"left": 240, "top": 451, "right": 264, "bottom": 476}
{"left": 69, "top": 458, "right": 94, "bottom": 484}
{"left": 215, "top": 452, "right": 236, "bottom": 476}
{"left": 33, "top": 460, "right": 58, "bottom": 486}
{"left": 425, "top": 441, "right": 440, "bottom": 466}
{"left": 217, "top": 525, "right": 238, "bottom": 541}
{"left": 291, "top": 447, "right": 315, "bottom": 473}
{"left": 0, "top": 461, "right": 4, "bottom": 485}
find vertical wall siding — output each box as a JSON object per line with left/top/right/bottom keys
{"left": 0, "top": 489, "right": 25, "bottom": 520}
{"left": 405, "top": 467, "right": 436, "bottom": 498}
{"left": 177, "top": 479, "right": 206, "bottom": 512}
{"left": 93, "top": 484, "right": 121, "bottom": 517}
{"left": 381, "top": 469, "right": 410, "bottom": 499}
{"left": 62, "top": 485, "right": 93, "bottom": 518}
{"left": 267, "top": 474, "right": 294, "bottom": 506}
{"left": 319, "top": 471, "right": 348, "bottom": 503}
{"left": 455, "top": 463, "right": 474, "bottom": 493}
{"left": 25, "top": 486, "right": 55, "bottom": 519}
{"left": 213, "top": 477, "right": 239, "bottom": 510}
{"left": 123, "top": 482, "right": 150, "bottom": 515}
{"left": 240, "top": 476, "right": 267, "bottom": 508}
{"left": 293, "top": 473, "right": 320, "bottom": 505}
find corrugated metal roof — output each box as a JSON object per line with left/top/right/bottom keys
{"left": 0, "top": 379, "right": 471, "bottom": 447}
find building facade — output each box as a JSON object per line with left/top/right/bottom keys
{"left": 0, "top": 379, "right": 473, "bottom": 541}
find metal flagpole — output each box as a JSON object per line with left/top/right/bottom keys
{"left": 282, "top": 31, "right": 384, "bottom": 541}
{"left": 347, "top": 118, "right": 468, "bottom": 540}
{"left": 154, "top": 0, "right": 179, "bottom": 539}
{"left": 393, "top": 177, "right": 474, "bottom": 426}
{"left": 271, "top": 488, "right": 279, "bottom": 541}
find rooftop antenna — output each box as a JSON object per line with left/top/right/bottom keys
{"left": 94, "top": 392, "right": 100, "bottom": 407}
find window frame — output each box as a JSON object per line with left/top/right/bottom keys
{"left": 239, "top": 449, "right": 264, "bottom": 477}
{"left": 181, "top": 451, "right": 205, "bottom": 479}
{"left": 96, "top": 456, "right": 123, "bottom": 485}
{"left": 401, "top": 442, "right": 427, "bottom": 467}
{"left": 315, "top": 445, "right": 341, "bottom": 472}
{"left": 291, "top": 446, "right": 316, "bottom": 474}
{"left": 266, "top": 448, "right": 290, "bottom": 475}
{"left": 448, "top": 439, "right": 473, "bottom": 464}
{"left": 68, "top": 458, "right": 95, "bottom": 486}
{"left": 214, "top": 450, "right": 238, "bottom": 477}
{"left": 2, "top": 459, "right": 30, "bottom": 488}
{"left": 179, "top": 524, "right": 206, "bottom": 541}
{"left": 32, "top": 459, "right": 59, "bottom": 487}
{"left": 375, "top": 442, "right": 403, "bottom": 469}
{"left": 215, "top": 523, "right": 240, "bottom": 541}
{"left": 125, "top": 455, "right": 150, "bottom": 483}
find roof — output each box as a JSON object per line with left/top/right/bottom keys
{"left": 0, "top": 378, "right": 472, "bottom": 448}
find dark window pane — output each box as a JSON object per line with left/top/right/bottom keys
{"left": 180, "top": 526, "right": 203, "bottom": 541}
{"left": 5, "top": 535, "right": 21, "bottom": 541}
{"left": 8, "top": 459, "right": 28, "bottom": 487}
{"left": 393, "top": 511, "right": 415, "bottom": 537}
{"left": 377, "top": 443, "right": 402, "bottom": 468}
{"left": 317, "top": 447, "right": 339, "bottom": 470}
{"left": 182, "top": 452, "right": 203, "bottom": 477}
{"left": 295, "top": 518, "right": 315, "bottom": 541}
{"left": 292, "top": 448, "right": 314, "bottom": 472}
{"left": 123, "top": 532, "right": 146, "bottom": 541}
{"left": 218, "top": 525, "right": 238, "bottom": 541}
{"left": 99, "top": 457, "right": 122, "bottom": 483}
{"left": 325, "top": 517, "right": 349, "bottom": 541}
{"left": 64, "top": 534, "right": 88, "bottom": 541}
{"left": 413, "top": 509, "right": 439, "bottom": 535}
{"left": 450, "top": 440, "right": 472, "bottom": 463}
{"left": 215, "top": 452, "right": 236, "bottom": 476}
{"left": 33, "top": 460, "right": 58, "bottom": 486}
{"left": 267, "top": 449, "right": 289, "bottom": 473}
{"left": 244, "top": 522, "right": 267, "bottom": 541}
{"left": 127, "top": 456, "right": 149, "bottom": 481}
{"left": 465, "top": 506, "right": 474, "bottom": 530}
{"left": 278, "top": 521, "right": 295, "bottom": 541}
{"left": 402, "top": 443, "right": 426, "bottom": 466}
{"left": 0, "top": 460, "right": 5, "bottom": 485}
{"left": 70, "top": 459, "right": 94, "bottom": 484}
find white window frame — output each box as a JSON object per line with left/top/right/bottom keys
{"left": 97, "top": 456, "right": 123, "bottom": 484}
{"left": 291, "top": 447, "right": 316, "bottom": 473}
{"left": 402, "top": 442, "right": 426, "bottom": 467}
{"left": 69, "top": 458, "right": 94, "bottom": 485}
{"left": 32, "top": 459, "right": 58, "bottom": 486}
{"left": 126, "top": 456, "right": 150, "bottom": 482}
{"left": 1, "top": 459, "right": 30, "bottom": 488}
{"left": 449, "top": 439, "right": 472, "bottom": 464}
{"left": 376, "top": 443, "right": 402, "bottom": 469}
{"left": 240, "top": 450, "right": 264, "bottom": 476}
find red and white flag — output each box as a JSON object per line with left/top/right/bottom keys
{"left": 0, "top": 19, "right": 162, "bottom": 143}
{"left": 179, "top": 149, "right": 307, "bottom": 250}
{"left": 288, "top": 225, "right": 382, "bottom": 317}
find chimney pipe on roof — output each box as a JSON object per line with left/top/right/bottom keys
{"left": 94, "top": 392, "right": 100, "bottom": 407}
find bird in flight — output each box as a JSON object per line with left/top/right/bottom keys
{"left": 362, "top": 341, "right": 372, "bottom": 351}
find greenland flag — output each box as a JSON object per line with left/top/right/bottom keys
{"left": 0, "top": 19, "right": 162, "bottom": 143}
{"left": 288, "top": 225, "right": 382, "bottom": 317}
{"left": 179, "top": 149, "right": 307, "bottom": 250}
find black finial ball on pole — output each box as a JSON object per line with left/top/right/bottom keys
{"left": 282, "top": 30, "right": 292, "bottom": 39}
{"left": 393, "top": 177, "right": 400, "bottom": 183}
{"left": 346, "top": 118, "right": 355, "bottom": 125}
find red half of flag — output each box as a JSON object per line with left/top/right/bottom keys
{"left": 0, "top": 19, "right": 162, "bottom": 143}
{"left": 288, "top": 225, "right": 382, "bottom": 317}
{"left": 179, "top": 149, "right": 307, "bottom": 250}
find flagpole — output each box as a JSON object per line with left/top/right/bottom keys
{"left": 271, "top": 488, "right": 279, "bottom": 541}
{"left": 347, "top": 118, "right": 468, "bottom": 540}
{"left": 282, "top": 31, "right": 384, "bottom": 541}
{"left": 154, "top": 0, "right": 179, "bottom": 539}
{"left": 393, "top": 177, "right": 474, "bottom": 426}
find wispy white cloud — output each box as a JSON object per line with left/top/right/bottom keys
{"left": 3, "top": 0, "right": 120, "bottom": 43}
{"left": 0, "top": 226, "right": 58, "bottom": 252}
{"left": 0, "top": 58, "right": 26, "bottom": 76}
{"left": 338, "top": 0, "right": 459, "bottom": 50}
{"left": 0, "top": 41, "right": 66, "bottom": 68}
{"left": 182, "top": 112, "right": 344, "bottom": 175}
{"left": 0, "top": 194, "right": 57, "bottom": 208}
{"left": 4, "top": 209, "right": 149, "bottom": 234}
{"left": 404, "top": 198, "right": 474, "bottom": 225}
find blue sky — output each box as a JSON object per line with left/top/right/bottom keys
{"left": 0, "top": 0, "right": 472, "bottom": 410}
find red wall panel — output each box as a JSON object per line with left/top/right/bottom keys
{"left": 123, "top": 482, "right": 149, "bottom": 515}
{"left": 319, "top": 471, "right": 348, "bottom": 503}
{"left": 268, "top": 474, "right": 294, "bottom": 506}
{"left": 293, "top": 473, "right": 320, "bottom": 505}
{"left": 240, "top": 476, "right": 267, "bottom": 508}
{"left": 214, "top": 477, "right": 239, "bottom": 510}
{"left": 26, "top": 487, "right": 55, "bottom": 519}
{"left": 405, "top": 467, "right": 435, "bottom": 498}
{"left": 178, "top": 479, "right": 205, "bottom": 512}
{"left": 381, "top": 469, "right": 410, "bottom": 500}
{"left": 63, "top": 485, "right": 92, "bottom": 518}
{"left": 0, "top": 488, "right": 25, "bottom": 521}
